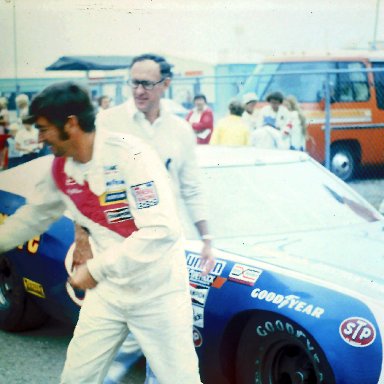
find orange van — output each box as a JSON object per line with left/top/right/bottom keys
{"left": 242, "top": 51, "right": 384, "bottom": 180}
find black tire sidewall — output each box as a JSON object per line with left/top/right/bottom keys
{"left": 236, "top": 312, "right": 334, "bottom": 384}
{"left": 0, "top": 255, "right": 47, "bottom": 331}
{"left": 0, "top": 255, "right": 26, "bottom": 331}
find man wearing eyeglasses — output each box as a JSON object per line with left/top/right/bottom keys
{"left": 73, "top": 54, "right": 215, "bottom": 384}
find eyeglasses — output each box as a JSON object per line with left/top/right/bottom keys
{"left": 127, "top": 78, "right": 165, "bottom": 90}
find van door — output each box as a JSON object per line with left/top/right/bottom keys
{"left": 331, "top": 61, "right": 384, "bottom": 176}
{"left": 371, "top": 62, "right": 384, "bottom": 110}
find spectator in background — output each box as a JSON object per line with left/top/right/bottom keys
{"left": 15, "top": 120, "right": 42, "bottom": 164}
{"left": 0, "top": 97, "right": 10, "bottom": 169}
{"left": 98, "top": 95, "right": 111, "bottom": 111}
{"left": 186, "top": 94, "right": 214, "bottom": 144}
{"left": 14, "top": 94, "right": 52, "bottom": 158}
{"left": 15, "top": 94, "right": 30, "bottom": 121}
{"left": 5, "top": 123, "right": 23, "bottom": 168}
{"left": 257, "top": 91, "right": 290, "bottom": 131}
{"left": 283, "top": 95, "right": 307, "bottom": 151}
{"left": 254, "top": 91, "right": 291, "bottom": 149}
{"left": 0, "top": 97, "right": 10, "bottom": 134}
{"left": 241, "top": 92, "right": 259, "bottom": 131}
{"left": 14, "top": 94, "right": 50, "bottom": 157}
{"left": 210, "top": 100, "right": 250, "bottom": 146}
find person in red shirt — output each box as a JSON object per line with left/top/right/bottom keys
{"left": 186, "top": 94, "right": 214, "bottom": 144}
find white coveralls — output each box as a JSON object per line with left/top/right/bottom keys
{"left": 254, "top": 104, "right": 291, "bottom": 149}
{"left": 0, "top": 129, "right": 202, "bottom": 384}
{"left": 97, "top": 99, "right": 208, "bottom": 383}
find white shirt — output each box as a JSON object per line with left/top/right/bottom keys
{"left": 242, "top": 110, "right": 259, "bottom": 132}
{"left": 257, "top": 104, "right": 290, "bottom": 131}
{"left": 97, "top": 99, "right": 207, "bottom": 225}
{"left": 188, "top": 108, "right": 203, "bottom": 125}
{"left": 288, "top": 110, "right": 306, "bottom": 150}
{"left": 15, "top": 126, "right": 40, "bottom": 154}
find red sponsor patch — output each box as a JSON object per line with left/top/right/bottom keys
{"left": 339, "top": 317, "right": 376, "bottom": 347}
{"left": 193, "top": 327, "right": 203, "bottom": 348}
{"left": 228, "top": 263, "right": 262, "bottom": 286}
{"left": 211, "top": 276, "right": 227, "bottom": 289}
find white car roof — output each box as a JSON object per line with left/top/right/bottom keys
{"left": 196, "top": 145, "right": 309, "bottom": 167}
{"left": 0, "top": 155, "right": 54, "bottom": 198}
{"left": 0, "top": 148, "right": 309, "bottom": 199}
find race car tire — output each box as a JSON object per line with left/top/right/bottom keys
{"left": 236, "top": 312, "right": 335, "bottom": 384}
{"left": 0, "top": 255, "right": 48, "bottom": 331}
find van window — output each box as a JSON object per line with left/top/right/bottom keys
{"left": 336, "top": 62, "right": 369, "bottom": 102}
{"left": 243, "top": 61, "right": 371, "bottom": 104}
{"left": 372, "top": 62, "right": 384, "bottom": 110}
{"left": 243, "top": 61, "right": 337, "bottom": 102}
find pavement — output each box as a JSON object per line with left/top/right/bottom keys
{"left": 348, "top": 178, "right": 384, "bottom": 210}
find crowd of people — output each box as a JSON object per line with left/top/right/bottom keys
{"left": 186, "top": 90, "right": 308, "bottom": 151}
{"left": 0, "top": 74, "right": 308, "bottom": 172}
{"left": 0, "top": 53, "right": 310, "bottom": 384}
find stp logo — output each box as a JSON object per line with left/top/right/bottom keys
{"left": 193, "top": 327, "right": 203, "bottom": 348}
{"left": 339, "top": 317, "right": 376, "bottom": 347}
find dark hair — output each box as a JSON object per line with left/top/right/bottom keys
{"left": 193, "top": 94, "right": 207, "bottom": 103}
{"left": 228, "top": 100, "right": 244, "bottom": 116}
{"left": 130, "top": 53, "right": 174, "bottom": 79}
{"left": 29, "top": 81, "right": 95, "bottom": 132}
{"left": 266, "top": 91, "right": 284, "bottom": 104}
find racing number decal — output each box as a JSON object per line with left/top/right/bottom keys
{"left": 0, "top": 213, "right": 41, "bottom": 253}
{"left": 27, "top": 236, "right": 40, "bottom": 254}
{"left": 17, "top": 236, "right": 41, "bottom": 254}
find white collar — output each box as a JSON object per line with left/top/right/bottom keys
{"left": 127, "top": 98, "right": 170, "bottom": 123}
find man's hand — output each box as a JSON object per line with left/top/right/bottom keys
{"left": 68, "top": 264, "right": 97, "bottom": 290}
{"left": 194, "top": 221, "right": 216, "bottom": 276}
{"left": 72, "top": 224, "right": 93, "bottom": 270}
{"left": 199, "top": 241, "right": 215, "bottom": 276}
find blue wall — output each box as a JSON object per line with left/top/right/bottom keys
{"left": 214, "top": 63, "right": 256, "bottom": 118}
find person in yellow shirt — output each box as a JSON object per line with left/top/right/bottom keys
{"left": 210, "top": 100, "right": 250, "bottom": 146}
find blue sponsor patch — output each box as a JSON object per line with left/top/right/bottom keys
{"left": 99, "top": 190, "right": 127, "bottom": 206}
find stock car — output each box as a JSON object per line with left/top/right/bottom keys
{"left": 0, "top": 147, "right": 383, "bottom": 384}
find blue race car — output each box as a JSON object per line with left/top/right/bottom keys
{"left": 0, "top": 147, "right": 383, "bottom": 384}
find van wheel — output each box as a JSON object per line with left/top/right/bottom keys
{"left": 0, "top": 255, "right": 48, "bottom": 331}
{"left": 236, "top": 313, "right": 335, "bottom": 384}
{"left": 330, "top": 144, "right": 357, "bottom": 181}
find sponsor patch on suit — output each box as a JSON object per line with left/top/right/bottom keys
{"left": 105, "top": 206, "right": 133, "bottom": 224}
{"left": 131, "top": 181, "right": 159, "bottom": 209}
{"left": 99, "top": 190, "right": 128, "bottom": 206}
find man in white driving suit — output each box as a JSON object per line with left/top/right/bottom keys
{"left": 0, "top": 81, "right": 202, "bottom": 384}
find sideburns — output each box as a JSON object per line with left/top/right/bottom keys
{"left": 59, "top": 128, "right": 70, "bottom": 141}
